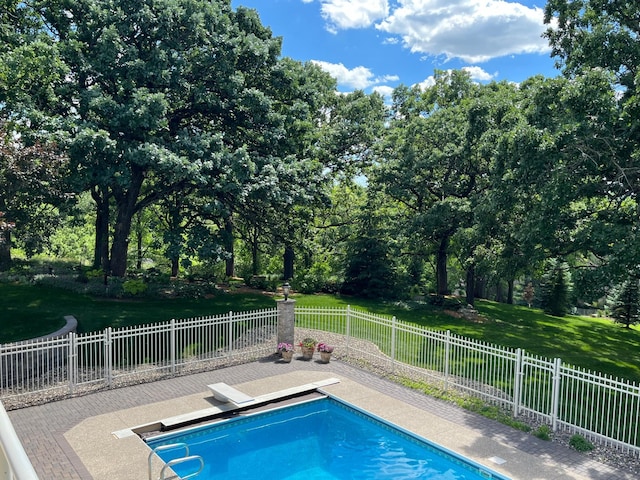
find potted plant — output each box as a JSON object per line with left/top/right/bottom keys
{"left": 277, "top": 342, "right": 294, "bottom": 362}
{"left": 317, "top": 342, "right": 334, "bottom": 363}
{"left": 299, "top": 337, "right": 317, "bottom": 360}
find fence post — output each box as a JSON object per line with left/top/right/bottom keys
{"left": 277, "top": 299, "right": 296, "bottom": 347}
{"left": 170, "top": 319, "right": 176, "bottom": 374}
{"left": 345, "top": 306, "right": 351, "bottom": 358}
{"left": 512, "top": 348, "right": 523, "bottom": 418}
{"left": 68, "top": 332, "right": 77, "bottom": 395}
{"left": 391, "top": 316, "right": 397, "bottom": 373}
{"left": 550, "top": 357, "right": 562, "bottom": 431}
{"left": 228, "top": 311, "right": 234, "bottom": 358}
{"left": 104, "top": 327, "right": 112, "bottom": 387}
{"left": 444, "top": 330, "right": 451, "bottom": 390}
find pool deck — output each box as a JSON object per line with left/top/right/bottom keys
{"left": 7, "top": 357, "right": 635, "bottom": 480}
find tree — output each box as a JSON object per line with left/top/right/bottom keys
{"left": 35, "top": 0, "right": 291, "bottom": 277}
{"left": 608, "top": 277, "right": 640, "bottom": 328}
{"left": 522, "top": 282, "right": 535, "bottom": 308}
{"left": 540, "top": 259, "right": 572, "bottom": 316}
{"left": 377, "top": 71, "right": 511, "bottom": 297}
{"left": 544, "top": 0, "right": 640, "bottom": 284}
{"left": 341, "top": 196, "right": 398, "bottom": 299}
{"left": 0, "top": 123, "right": 71, "bottom": 269}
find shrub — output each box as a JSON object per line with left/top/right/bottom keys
{"left": 569, "top": 434, "right": 594, "bottom": 452}
{"left": 293, "top": 262, "right": 332, "bottom": 294}
{"left": 533, "top": 424, "right": 551, "bottom": 441}
{"left": 122, "top": 279, "right": 147, "bottom": 296}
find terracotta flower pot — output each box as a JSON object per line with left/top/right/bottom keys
{"left": 281, "top": 351, "right": 293, "bottom": 363}
{"left": 301, "top": 346, "right": 315, "bottom": 360}
{"left": 320, "top": 352, "right": 332, "bottom": 363}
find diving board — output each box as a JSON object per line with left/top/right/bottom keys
{"left": 207, "top": 382, "right": 255, "bottom": 405}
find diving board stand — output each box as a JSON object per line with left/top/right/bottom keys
{"left": 207, "top": 382, "right": 255, "bottom": 405}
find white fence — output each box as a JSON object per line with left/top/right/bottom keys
{"left": 294, "top": 306, "right": 640, "bottom": 455}
{"left": 1, "top": 305, "right": 640, "bottom": 457}
{"left": 0, "top": 308, "right": 278, "bottom": 402}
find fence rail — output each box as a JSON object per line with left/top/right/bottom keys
{"left": 2, "top": 305, "right": 639, "bottom": 457}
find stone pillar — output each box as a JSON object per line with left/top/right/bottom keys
{"left": 277, "top": 299, "right": 295, "bottom": 347}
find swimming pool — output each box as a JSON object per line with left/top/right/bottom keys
{"left": 146, "top": 396, "right": 510, "bottom": 479}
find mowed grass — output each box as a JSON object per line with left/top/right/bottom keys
{"left": 0, "top": 283, "right": 274, "bottom": 341}
{"left": 2, "top": 282, "right": 640, "bottom": 382}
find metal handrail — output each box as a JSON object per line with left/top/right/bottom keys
{"left": 0, "top": 400, "right": 39, "bottom": 479}
{"left": 159, "top": 455, "right": 204, "bottom": 480}
{"left": 148, "top": 443, "right": 189, "bottom": 480}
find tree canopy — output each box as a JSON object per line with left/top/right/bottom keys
{"left": 2, "top": 0, "right": 640, "bottom": 321}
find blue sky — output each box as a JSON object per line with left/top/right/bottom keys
{"left": 230, "top": 0, "right": 561, "bottom": 97}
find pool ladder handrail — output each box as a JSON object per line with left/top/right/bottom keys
{"left": 148, "top": 442, "right": 205, "bottom": 480}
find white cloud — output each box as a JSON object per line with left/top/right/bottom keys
{"left": 372, "top": 85, "right": 395, "bottom": 99}
{"left": 377, "top": 0, "right": 551, "bottom": 63}
{"left": 413, "top": 67, "right": 496, "bottom": 90}
{"left": 415, "top": 75, "right": 436, "bottom": 91}
{"left": 311, "top": 60, "right": 398, "bottom": 90}
{"left": 461, "top": 66, "right": 497, "bottom": 82}
{"left": 318, "top": 0, "right": 389, "bottom": 32}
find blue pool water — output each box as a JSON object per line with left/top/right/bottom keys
{"left": 146, "top": 397, "right": 510, "bottom": 480}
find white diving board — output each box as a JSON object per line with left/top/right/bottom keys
{"left": 207, "top": 382, "right": 255, "bottom": 405}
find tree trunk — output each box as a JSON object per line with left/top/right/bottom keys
{"left": 283, "top": 244, "right": 294, "bottom": 280}
{"left": 465, "top": 263, "right": 475, "bottom": 306}
{"left": 507, "top": 278, "right": 514, "bottom": 304}
{"left": 496, "top": 280, "right": 504, "bottom": 303}
{"left": 0, "top": 230, "right": 12, "bottom": 271}
{"left": 91, "top": 187, "right": 110, "bottom": 272}
{"left": 136, "top": 223, "right": 143, "bottom": 270}
{"left": 109, "top": 173, "right": 143, "bottom": 277}
{"left": 251, "top": 228, "right": 259, "bottom": 276}
{"left": 224, "top": 216, "right": 235, "bottom": 278}
{"left": 436, "top": 236, "right": 449, "bottom": 295}
{"left": 474, "top": 275, "right": 486, "bottom": 299}
{"left": 171, "top": 257, "right": 179, "bottom": 277}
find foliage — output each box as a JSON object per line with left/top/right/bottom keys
{"left": 544, "top": 0, "right": 640, "bottom": 285}
{"left": 299, "top": 337, "right": 317, "bottom": 350}
{"left": 341, "top": 195, "right": 399, "bottom": 299}
{"left": 122, "top": 279, "right": 148, "bottom": 296}
{"left": 522, "top": 282, "right": 535, "bottom": 308}
{"left": 540, "top": 259, "right": 571, "bottom": 316}
{"left": 533, "top": 424, "right": 552, "bottom": 441}
{"left": 607, "top": 277, "right": 640, "bottom": 328}
{"left": 292, "top": 262, "right": 335, "bottom": 294}
{"left": 569, "top": 434, "right": 594, "bottom": 452}
{"left": 0, "top": 122, "right": 72, "bottom": 269}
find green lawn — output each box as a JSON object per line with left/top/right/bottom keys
{"left": 2, "top": 282, "right": 640, "bottom": 382}
{"left": 0, "top": 283, "right": 274, "bottom": 340}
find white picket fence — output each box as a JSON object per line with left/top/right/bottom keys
{"left": 1, "top": 305, "right": 640, "bottom": 457}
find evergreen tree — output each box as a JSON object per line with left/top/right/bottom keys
{"left": 341, "top": 200, "right": 397, "bottom": 299}
{"left": 540, "top": 259, "right": 571, "bottom": 316}
{"left": 608, "top": 278, "right": 640, "bottom": 328}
